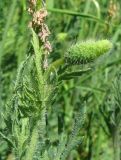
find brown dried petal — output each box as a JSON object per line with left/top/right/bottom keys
{"left": 38, "top": 24, "right": 50, "bottom": 42}
{"left": 44, "top": 41, "right": 52, "bottom": 53}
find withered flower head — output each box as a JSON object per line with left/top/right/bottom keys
{"left": 28, "top": 0, "right": 52, "bottom": 69}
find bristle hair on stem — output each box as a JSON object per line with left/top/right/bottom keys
{"left": 65, "top": 39, "right": 112, "bottom": 65}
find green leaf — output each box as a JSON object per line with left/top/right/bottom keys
{"left": 58, "top": 68, "right": 91, "bottom": 81}
{"left": 47, "top": 8, "right": 105, "bottom": 25}
{"left": 31, "top": 29, "right": 40, "bottom": 55}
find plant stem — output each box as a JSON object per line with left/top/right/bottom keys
{"left": 45, "top": 58, "right": 64, "bottom": 78}
{"left": 113, "top": 126, "right": 120, "bottom": 160}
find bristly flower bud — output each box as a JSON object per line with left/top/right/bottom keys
{"left": 65, "top": 40, "right": 112, "bottom": 65}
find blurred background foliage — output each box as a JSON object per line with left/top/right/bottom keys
{"left": 0, "top": 0, "right": 121, "bottom": 160}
